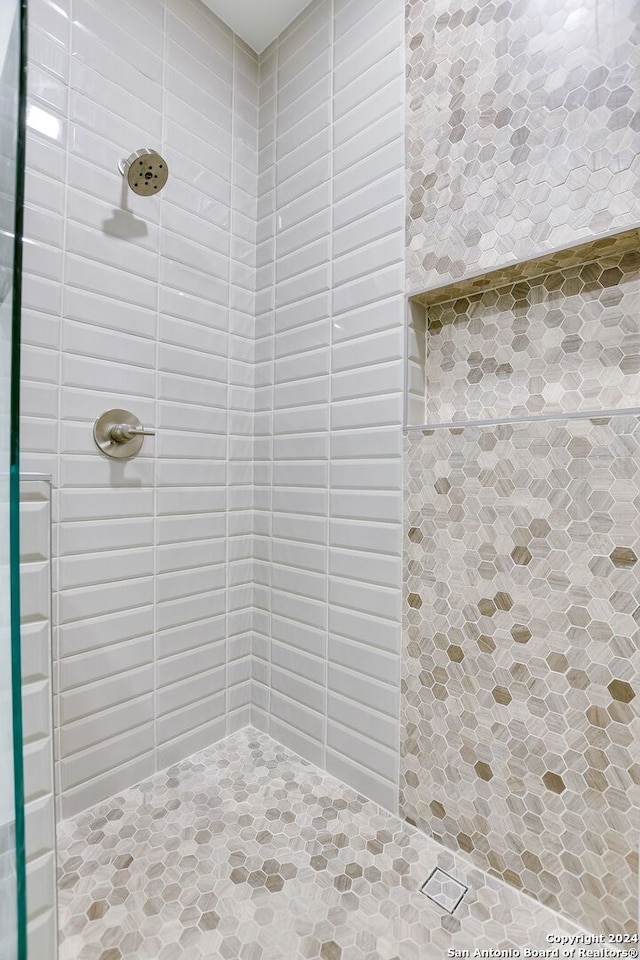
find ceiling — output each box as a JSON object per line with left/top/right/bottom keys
{"left": 201, "top": 0, "right": 315, "bottom": 54}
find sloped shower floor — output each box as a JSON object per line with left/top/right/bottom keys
{"left": 57, "top": 728, "right": 582, "bottom": 959}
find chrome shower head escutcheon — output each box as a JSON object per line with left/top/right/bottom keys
{"left": 118, "top": 148, "right": 169, "bottom": 196}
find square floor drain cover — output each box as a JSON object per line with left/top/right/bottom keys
{"left": 420, "top": 867, "right": 468, "bottom": 914}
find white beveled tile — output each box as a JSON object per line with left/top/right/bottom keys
{"left": 71, "top": 26, "right": 161, "bottom": 110}
{"left": 277, "top": 0, "right": 331, "bottom": 69}
{"left": 29, "top": 0, "right": 70, "bottom": 46}
{"left": 70, "top": 59, "right": 162, "bottom": 138}
{"left": 167, "top": 4, "right": 234, "bottom": 75}
{"left": 276, "top": 102, "right": 331, "bottom": 162}
{"left": 22, "top": 0, "right": 408, "bottom": 856}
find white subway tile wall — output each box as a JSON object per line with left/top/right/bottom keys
{"left": 22, "top": 0, "right": 405, "bottom": 821}
{"left": 20, "top": 480, "right": 57, "bottom": 960}
{"left": 22, "top": 0, "right": 257, "bottom": 818}
{"left": 253, "top": 0, "right": 405, "bottom": 812}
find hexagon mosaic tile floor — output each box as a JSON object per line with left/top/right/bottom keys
{"left": 57, "top": 728, "right": 584, "bottom": 960}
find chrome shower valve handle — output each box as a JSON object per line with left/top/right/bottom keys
{"left": 93, "top": 409, "right": 155, "bottom": 460}
{"left": 109, "top": 422, "right": 156, "bottom": 444}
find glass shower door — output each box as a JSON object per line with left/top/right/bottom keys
{"left": 0, "top": 0, "right": 27, "bottom": 957}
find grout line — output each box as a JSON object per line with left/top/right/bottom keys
{"left": 265, "top": 37, "right": 278, "bottom": 737}
{"left": 151, "top": 0, "right": 168, "bottom": 769}
{"left": 53, "top": 0, "right": 74, "bottom": 825}
{"left": 225, "top": 33, "right": 236, "bottom": 736}
{"left": 324, "top": 0, "right": 335, "bottom": 770}
{"left": 395, "top": 0, "right": 408, "bottom": 818}
{"left": 44, "top": 475, "right": 58, "bottom": 941}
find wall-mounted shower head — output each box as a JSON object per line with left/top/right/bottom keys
{"left": 118, "top": 148, "right": 169, "bottom": 196}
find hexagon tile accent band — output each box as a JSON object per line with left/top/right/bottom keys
{"left": 402, "top": 414, "right": 640, "bottom": 934}
{"left": 405, "top": 0, "right": 640, "bottom": 295}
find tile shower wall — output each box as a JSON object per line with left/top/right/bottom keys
{"left": 21, "top": 0, "right": 257, "bottom": 817}
{"left": 252, "top": 0, "right": 406, "bottom": 811}
{"left": 403, "top": 0, "right": 640, "bottom": 936}
{"left": 403, "top": 417, "right": 640, "bottom": 934}
{"left": 20, "top": 478, "right": 57, "bottom": 958}
{"left": 405, "top": 0, "right": 640, "bottom": 294}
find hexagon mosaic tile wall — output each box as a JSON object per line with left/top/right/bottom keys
{"left": 58, "top": 729, "right": 583, "bottom": 960}
{"left": 405, "top": 0, "right": 640, "bottom": 295}
{"left": 401, "top": 415, "right": 640, "bottom": 934}
{"left": 424, "top": 250, "right": 640, "bottom": 424}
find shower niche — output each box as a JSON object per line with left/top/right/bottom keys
{"left": 405, "top": 226, "right": 640, "bottom": 429}
{"left": 401, "top": 226, "right": 640, "bottom": 934}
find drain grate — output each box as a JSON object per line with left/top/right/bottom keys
{"left": 420, "top": 867, "right": 468, "bottom": 914}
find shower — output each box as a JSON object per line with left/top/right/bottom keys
{"left": 117, "top": 147, "right": 169, "bottom": 196}
{"left": 3, "top": 0, "right": 638, "bottom": 956}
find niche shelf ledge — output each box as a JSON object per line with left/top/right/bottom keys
{"left": 409, "top": 225, "right": 640, "bottom": 308}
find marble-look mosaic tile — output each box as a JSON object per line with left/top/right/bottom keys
{"left": 58, "top": 729, "right": 583, "bottom": 959}
{"left": 405, "top": 0, "right": 640, "bottom": 295}
{"left": 423, "top": 250, "right": 640, "bottom": 424}
{"left": 411, "top": 230, "right": 640, "bottom": 308}
{"left": 402, "top": 415, "right": 640, "bottom": 934}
